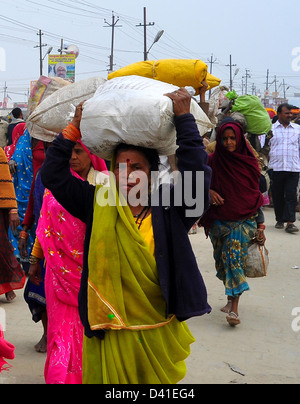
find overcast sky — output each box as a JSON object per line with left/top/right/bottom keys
{"left": 0, "top": 0, "right": 300, "bottom": 105}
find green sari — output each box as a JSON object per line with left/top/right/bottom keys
{"left": 83, "top": 181, "right": 195, "bottom": 384}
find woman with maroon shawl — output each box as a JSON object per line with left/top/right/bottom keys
{"left": 201, "top": 120, "right": 264, "bottom": 326}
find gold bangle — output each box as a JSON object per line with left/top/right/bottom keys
{"left": 19, "top": 231, "right": 29, "bottom": 241}
{"left": 29, "top": 256, "right": 40, "bottom": 265}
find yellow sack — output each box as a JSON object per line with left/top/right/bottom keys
{"left": 205, "top": 72, "right": 222, "bottom": 91}
{"left": 108, "top": 59, "right": 221, "bottom": 95}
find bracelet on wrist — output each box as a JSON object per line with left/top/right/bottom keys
{"left": 19, "top": 230, "right": 29, "bottom": 241}
{"left": 62, "top": 123, "right": 81, "bottom": 142}
{"left": 257, "top": 224, "right": 266, "bottom": 230}
{"left": 29, "top": 255, "right": 40, "bottom": 265}
{"left": 9, "top": 209, "right": 18, "bottom": 215}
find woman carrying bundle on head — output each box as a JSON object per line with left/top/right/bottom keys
{"left": 40, "top": 88, "right": 212, "bottom": 384}
{"left": 200, "top": 119, "right": 265, "bottom": 327}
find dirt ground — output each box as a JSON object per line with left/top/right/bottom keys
{"left": 1, "top": 207, "right": 300, "bottom": 385}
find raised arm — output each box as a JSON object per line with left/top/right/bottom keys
{"left": 164, "top": 88, "right": 212, "bottom": 226}
{"left": 40, "top": 104, "right": 95, "bottom": 223}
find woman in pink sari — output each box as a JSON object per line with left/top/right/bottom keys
{"left": 29, "top": 141, "right": 107, "bottom": 384}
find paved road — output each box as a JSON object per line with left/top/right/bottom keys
{"left": 1, "top": 207, "right": 300, "bottom": 384}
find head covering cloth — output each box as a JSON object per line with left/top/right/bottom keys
{"left": 201, "top": 120, "right": 264, "bottom": 233}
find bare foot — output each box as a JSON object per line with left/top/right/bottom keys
{"left": 221, "top": 300, "right": 232, "bottom": 313}
{"left": 35, "top": 334, "right": 47, "bottom": 353}
{"left": 5, "top": 291, "right": 16, "bottom": 302}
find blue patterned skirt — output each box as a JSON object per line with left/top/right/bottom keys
{"left": 209, "top": 217, "right": 257, "bottom": 297}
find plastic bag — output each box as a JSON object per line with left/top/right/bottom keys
{"left": 80, "top": 75, "right": 214, "bottom": 160}
{"left": 207, "top": 86, "right": 230, "bottom": 125}
{"left": 27, "top": 76, "right": 107, "bottom": 135}
{"left": 27, "top": 76, "right": 71, "bottom": 118}
{"left": 108, "top": 59, "right": 221, "bottom": 94}
{"left": 245, "top": 243, "right": 269, "bottom": 278}
{"left": 231, "top": 95, "right": 272, "bottom": 135}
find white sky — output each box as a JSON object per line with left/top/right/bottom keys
{"left": 0, "top": 0, "right": 300, "bottom": 106}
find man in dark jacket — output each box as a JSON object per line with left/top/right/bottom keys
{"left": 7, "top": 108, "right": 25, "bottom": 146}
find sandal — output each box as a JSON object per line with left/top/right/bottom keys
{"left": 226, "top": 312, "right": 241, "bottom": 327}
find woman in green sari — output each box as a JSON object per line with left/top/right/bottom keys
{"left": 40, "top": 88, "right": 212, "bottom": 384}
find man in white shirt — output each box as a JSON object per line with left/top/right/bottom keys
{"left": 269, "top": 103, "right": 300, "bottom": 233}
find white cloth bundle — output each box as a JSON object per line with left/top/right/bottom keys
{"left": 80, "top": 75, "right": 214, "bottom": 160}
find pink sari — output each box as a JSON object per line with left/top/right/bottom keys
{"left": 0, "top": 325, "right": 15, "bottom": 373}
{"left": 36, "top": 142, "right": 107, "bottom": 384}
{"left": 36, "top": 187, "right": 85, "bottom": 384}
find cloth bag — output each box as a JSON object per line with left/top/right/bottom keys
{"left": 27, "top": 76, "right": 107, "bottom": 135}
{"left": 245, "top": 243, "right": 269, "bottom": 278}
{"left": 80, "top": 75, "right": 214, "bottom": 160}
{"left": 231, "top": 95, "right": 272, "bottom": 135}
{"left": 27, "top": 75, "right": 71, "bottom": 118}
{"left": 108, "top": 59, "right": 221, "bottom": 94}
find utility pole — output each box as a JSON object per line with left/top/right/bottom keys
{"left": 282, "top": 79, "right": 289, "bottom": 100}
{"left": 265, "top": 69, "right": 269, "bottom": 92}
{"left": 60, "top": 39, "right": 64, "bottom": 55}
{"left": 3, "top": 81, "right": 7, "bottom": 99}
{"left": 207, "top": 54, "right": 217, "bottom": 97}
{"left": 104, "top": 12, "right": 122, "bottom": 73}
{"left": 263, "top": 69, "right": 270, "bottom": 107}
{"left": 274, "top": 75, "right": 279, "bottom": 94}
{"left": 137, "top": 7, "right": 155, "bottom": 61}
{"left": 226, "top": 55, "right": 237, "bottom": 91}
{"left": 2, "top": 82, "right": 7, "bottom": 109}
{"left": 243, "top": 69, "right": 251, "bottom": 95}
{"left": 34, "top": 29, "right": 47, "bottom": 76}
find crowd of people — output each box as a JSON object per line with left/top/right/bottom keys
{"left": 0, "top": 86, "right": 299, "bottom": 384}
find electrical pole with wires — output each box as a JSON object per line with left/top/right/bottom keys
{"left": 104, "top": 12, "right": 122, "bottom": 73}
{"left": 34, "top": 29, "right": 48, "bottom": 77}
{"left": 137, "top": 7, "right": 155, "bottom": 61}
{"left": 207, "top": 54, "right": 217, "bottom": 98}
{"left": 243, "top": 69, "right": 251, "bottom": 95}
{"left": 226, "top": 55, "right": 237, "bottom": 91}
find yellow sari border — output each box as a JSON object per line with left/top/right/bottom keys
{"left": 88, "top": 280, "right": 175, "bottom": 332}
